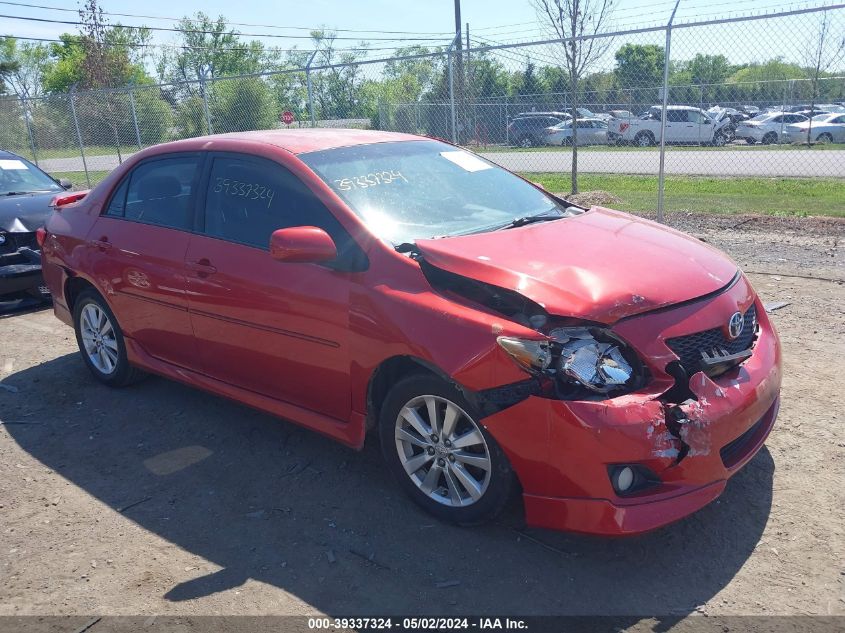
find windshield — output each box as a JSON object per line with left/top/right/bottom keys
{"left": 0, "top": 156, "right": 62, "bottom": 196}
{"left": 812, "top": 113, "right": 834, "bottom": 121}
{"left": 301, "top": 140, "right": 567, "bottom": 245}
{"left": 577, "top": 108, "right": 595, "bottom": 117}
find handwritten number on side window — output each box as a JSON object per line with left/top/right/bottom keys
{"left": 214, "top": 177, "right": 275, "bottom": 208}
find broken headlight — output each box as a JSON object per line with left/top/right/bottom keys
{"left": 497, "top": 327, "right": 646, "bottom": 399}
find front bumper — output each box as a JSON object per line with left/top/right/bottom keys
{"left": 0, "top": 245, "right": 44, "bottom": 296}
{"left": 481, "top": 282, "right": 782, "bottom": 536}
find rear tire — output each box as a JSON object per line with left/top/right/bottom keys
{"left": 73, "top": 288, "right": 145, "bottom": 387}
{"left": 745, "top": 138, "right": 756, "bottom": 145}
{"left": 517, "top": 135, "right": 535, "bottom": 148}
{"left": 634, "top": 132, "right": 654, "bottom": 147}
{"left": 762, "top": 132, "right": 777, "bottom": 145}
{"left": 816, "top": 133, "right": 833, "bottom": 144}
{"left": 378, "top": 374, "right": 514, "bottom": 526}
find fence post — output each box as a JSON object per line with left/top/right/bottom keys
{"left": 199, "top": 71, "right": 213, "bottom": 135}
{"left": 20, "top": 96, "right": 38, "bottom": 166}
{"left": 69, "top": 86, "right": 91, "bottom": 188}
{"left": 657, "top": 0, "right": 681, "bottom": 224}
{"left": 306, "top": 50, "right": 318, "bottom": 128}
{"left": 128, "top": 85, "right": 142, "bottom": 150}
{"left": 447, "top": 35, "right": 459, "bottom": 143}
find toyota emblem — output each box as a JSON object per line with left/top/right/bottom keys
{"left": 727, "top": 311, "right": 744, "bottom": 339}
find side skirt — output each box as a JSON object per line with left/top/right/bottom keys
{"left": 124, "top": 337, "right": 366, "bottom": 450}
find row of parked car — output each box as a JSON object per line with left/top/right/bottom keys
{"left": 507, "top": 103, "right": 845, "bottom": 147}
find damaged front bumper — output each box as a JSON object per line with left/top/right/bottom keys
{"left": 0, "top": 239, "right": 45, "bottom": 297}
{"left": 480, "top": 290, "right": 782, "bottom": 536}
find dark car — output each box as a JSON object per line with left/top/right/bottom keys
{"left": 0, "top": 150, "right": 72, "bottom": 302}
{"left": 507, "top": 112, "right": 571, "bottom": 147}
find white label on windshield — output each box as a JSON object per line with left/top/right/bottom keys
{"left": 440, "top": 150, "right": 492, "bottom": 172}
{"left": 0, "top": 159, "right": 27, "bottom": 170}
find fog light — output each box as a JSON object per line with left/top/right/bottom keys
{"left": 614, "top": 466, "right": 634, "bottom": 493}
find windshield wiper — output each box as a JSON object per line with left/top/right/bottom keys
{"left": 3, "top": 189, "right": 53, "bottom": 196}
{"left": 497, "top": 211, "right": 565, "bottom": 230}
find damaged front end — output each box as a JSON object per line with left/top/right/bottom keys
{"left": 420, "top": 257, "right": 781, "bottom": 534}
{"left": 0, "top": 230, "right": 48, "bottom": 299}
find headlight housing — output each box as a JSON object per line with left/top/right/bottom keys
{"left": 497, "top": 326, "right": 647, "bottom": 399}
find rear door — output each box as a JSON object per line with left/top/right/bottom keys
{"left": 86, "top": 153, "right": 202, "bottom": 368}
{"left": 184, "top": 152, "right": 360, "bottom": 421}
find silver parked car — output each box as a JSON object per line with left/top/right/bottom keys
{"left": 784, "top": 112, "right": 845, "bottom": 144}
{"left": 734, "top": 112, "right": 808, "bottom": 144}
{"left": 543, "top": 118, "right": 609, "bottom": 145}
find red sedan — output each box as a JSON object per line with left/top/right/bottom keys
{"left": 40, "top": 130, "right": 781, "bottom": 535}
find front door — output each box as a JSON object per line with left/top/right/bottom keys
{"left": 85, "top": 154, "right": 202, "bottom": 368}
{"left": 184, "top": 153, "right": 360, "bottom": 422}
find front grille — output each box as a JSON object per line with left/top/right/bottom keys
{"left": 666, "top": 304, "right": 757, "bottom": 375}
{"left": 0, "top": 231, "right": 38, "bottom": 255}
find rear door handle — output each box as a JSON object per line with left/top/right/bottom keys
{"left": 92, "top": 236, "right": 111, "bottom": 251}
{"left": 186, "top": 259, "right": 217, "bottom": 277}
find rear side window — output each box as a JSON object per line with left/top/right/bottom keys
{"left": 112, "top": 156, "right": 200, "bottom": 230}
{"left": 202, "top": 155, "right": 348, "bottom": 251}
{"left": 667, "top": 110, "right": 686, "bottom": 122}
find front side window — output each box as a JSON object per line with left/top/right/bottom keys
{"left": 108, "top": 156, "right": 200, "bottom": 230}
{"left": 300, "top": 140, "right": 569, "bottom": 245}
{"left": 202, "top": 155, "right": 347, "bottom": 251}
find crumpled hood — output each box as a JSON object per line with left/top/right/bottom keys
{"left": 415, "top": 207, "right": 738, "bottom": 323}
{"left": 0, "top": 191, "right": 56, "bottom": 232}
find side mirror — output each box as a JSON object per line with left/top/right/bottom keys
{"left": 59, "top": 178, "right": 72, "bottom": 190}
{"left": 269, "top": 226, "right": 337, "bottom": 264}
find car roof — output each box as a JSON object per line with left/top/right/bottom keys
{"left": 0, "top": 149, "right": 25, "bottom": 160}
{"left": 650, "top": 105, "right": 699, "bottom": 111}
{"left": 514, "top": 112, "right": 569, "bottom": 118}
{"left": 143, "top": 128, "right": 426, "bottom": 156}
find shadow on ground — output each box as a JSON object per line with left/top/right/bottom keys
{"left": 2, "top": 353, "right": 774, "bottom": 616}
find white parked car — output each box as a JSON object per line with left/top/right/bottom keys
{"left": 543, "top": 118, "right": 609, "bottom": 145}
{"left": 783, "top": 112, "right": 845, "bottom": 144}
{"left": 608, "top": 105, "right": 732, "bottom": 146}
{"left": 734, "top": 112, "right": 808, "bottom": 144}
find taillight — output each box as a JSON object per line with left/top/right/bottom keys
{"left": 36, "top": 227, "right": 47, "bottom": 247}
{"left": 50, "top": 190, "right": 89, "bottom": 208}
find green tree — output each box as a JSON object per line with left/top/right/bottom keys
{"left": 0, "top": 38, "right": 50, "bottom": 98}
{"left": 614, "top": 43, "right": 665, "bottom": 106}
{"left": 516, "top": 60, "right": 542, "bottom": 98}
{"left": 210, "top": 77, "right": 277, "bottom": 133}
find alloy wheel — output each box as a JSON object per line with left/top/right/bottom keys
{"left": 80, "top": 303, "right": 119, "bottom": 375}
{"left": 394, "top": 395, "right": 491, "bottom": 507}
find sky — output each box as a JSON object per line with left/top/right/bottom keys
{"left": 1, "top": 0, "right": 842, "bottom": 74}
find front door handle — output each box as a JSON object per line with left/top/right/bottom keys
{"left": 92, "top": 236, "right": 111, "bottom": 251}
{"left": 186, "top": 258, "right": 218, "bottom": 277}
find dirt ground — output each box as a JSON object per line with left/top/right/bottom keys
{"left": 0, "top": 213, "right": 843, "bottom": 618}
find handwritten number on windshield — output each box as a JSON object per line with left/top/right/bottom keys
{"left": 334, "top": 170, "right": 407, "bottom": 191}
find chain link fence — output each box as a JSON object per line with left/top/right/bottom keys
{"left": 1, "top": 5, "right": 843, "bottom": 217}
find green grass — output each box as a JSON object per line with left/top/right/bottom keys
{"left": 523, "top": 173, "right": 845, "bottom": 217}
{"left": 50, "top": 170, "right": 111, "bottom": 188}
{"left": 46, "top": 168, "right": 844, "bottom": 218}
{"left": 478, "top": 142, "right": 845, "bottom": 153}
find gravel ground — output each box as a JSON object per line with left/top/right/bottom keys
{"left": 0, "top": 213, "right": 843, "bottom": 618}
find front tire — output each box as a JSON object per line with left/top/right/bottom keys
{"left": 73, "top": 289, "right": 145, "bottom": 387}
{"left": 379, "top": 374, "right": 514, "bottom": 526}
